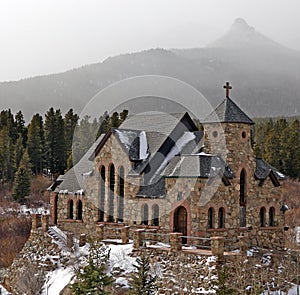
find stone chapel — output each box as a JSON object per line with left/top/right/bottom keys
{"left": 50, "top": 83, "right": 287, "bottom": 249}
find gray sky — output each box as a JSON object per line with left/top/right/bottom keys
{"left": 1, "top": 0, "right": 299, "bottom": 82}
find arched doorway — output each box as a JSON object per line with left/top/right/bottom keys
{"left": 174, "top": 206, "right": 187, "bottom": 244}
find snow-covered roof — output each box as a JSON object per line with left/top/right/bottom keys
{"left": 163, "top": 153, "right": 235, "bottom": 180}
{"left": 255, "top": 158, "right": 285, "bottom": 182}
{"left": 54, "top": 134, "right": 104, "bottom": 194}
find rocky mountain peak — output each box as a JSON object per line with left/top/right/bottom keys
{"left": 230, "top": 18, "right": 254, "bottom": 34}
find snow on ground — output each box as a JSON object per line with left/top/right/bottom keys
{"left": 261, "top": 285, "right": 300, "bottom": 294}
{"left": 0, "top": 285, "right": 11, "bottom": 295}
{"left": 108, "top": 243, "right": 135, "bottom": 274}
{"left": 0, "top": 204, "right": 50, "bottom": 216}
{"left": 37, "top": 241, "right": 135, "bottom": 295}
{"left": 41, "top": 267, "right": 74, "bottom": 295}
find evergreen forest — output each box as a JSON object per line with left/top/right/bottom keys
{"left": 0, "top": 108, "right": 299, "bottom": 203}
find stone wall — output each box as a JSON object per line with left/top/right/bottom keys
{"left": 52, "top": 120, "right": 286, "bottom": 251}
{"left": 133, "top": 248, "right": 218, "bottom": 295}
{"left": 2, "top": 229, "right": 61, "bottom": 294}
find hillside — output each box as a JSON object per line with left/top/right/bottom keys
{"left": 0, "top": 18, "right": 300, "bottom": 120}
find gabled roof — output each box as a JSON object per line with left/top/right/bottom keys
{"left": 92, "top": 113, "right": 189, "bottom": 161}
{"left": 163, "top": 153, "right": 235, "bottom": 180}
{"left": 255, "top": 158, "right": 285, "bottom": 183}
{"left": 136, "top": 178, "right": 165, "bottom": 198}
{"left": 120, "top": 112, "right": 188, "bottom": 135}
{"left": 203, "top": 97, "right": 254, "bottom": 125}
{"left": 54, "top": 135, "right": 104, "bottom": 194}
{"left": 114, "top": 129, "right": 148, "bottom": 161}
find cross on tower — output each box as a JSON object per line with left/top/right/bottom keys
{"left": 223, "top": 82, "right": 232, "bottom": 97}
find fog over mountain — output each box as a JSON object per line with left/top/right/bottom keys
{"left": 0, "top": 18, "right": 299, "bottom": 121}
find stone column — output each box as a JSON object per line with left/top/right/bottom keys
{"left": 66, "top": 232, "right": 74, "bottom": 248}
{"left": 41, "top": 215, "right": 49, "bottom": 232}
{"left": 31, "top": 214, "right": 39, "bottom": 230}
{"left": 170, "top": 233, "right": 182, "bottom": 251}
{"left": 96, "top": 224, "right": 105, "bottom": 240}
{"left": 114, "top": 174, "right": 119, "bottom": 222}
{"left": 121, "top": 226, "right": 130, "bottom": 244}
{"left": 211, "top": 236, "right": 225, "bottom": 259}
{"left": 133, "top": 229, "right": 144, "bottom": 250}
{"left": 104, "top": 169, "right": 110, "bottom": 222}
{"left": 238, "top": 235, "right": 248, "bottom": 256}
{"left": 149, "top": 229, "right": 157, "bottom": 245}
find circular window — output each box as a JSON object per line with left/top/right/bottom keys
{"left": 212, "top": 131, "right": 218, "bottom": 138}
{"left": 242, "top": 131, "right": 247, "bottom": 139}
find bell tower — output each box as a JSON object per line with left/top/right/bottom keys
{"left": 202, "top": 82, "right": 255, "bottom": 174}
{"left": 202, "top": 83, "right": 256, "bottom": 228}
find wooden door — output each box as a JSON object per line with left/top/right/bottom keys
{"left": 174, "top": 206, "right": 187, "bottom": 243}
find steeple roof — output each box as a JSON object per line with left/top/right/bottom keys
{"left": 203, "top": 97, "right": 254, "bottom": 125}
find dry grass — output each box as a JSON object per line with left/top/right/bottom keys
{"left": 0, "top": 175, "right": 51, "bottom": 268}
{"left": 0, "top": 215, "right": 31, "bottom": 268}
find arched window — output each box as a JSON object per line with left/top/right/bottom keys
{"left": 67, "top": 199, "right": 73, "bottom": 219}
{"left": 208, "top": 207, "right": 215, "bottom": 229}
{"left": 240, "top": 169, "right": 246, "bottom": 205}
{"left": 53, "top": 194, "right": 58, "bottom": 225}
{"left": 152, "top": 204, "right": 159, "bottom": 226}
{"left": 269, "top": 207, "right": 275, "bottom": 226}
{"left": 260, "top": 207, "right": 266, "bottom": 227}
{"left": 108, "top": 164, "right": 115, "bottom": 222}
{"left": 141, "top": 204, "right": 149, "bottom": 225}
{"left": 99, "top": 166, "right": 105, "bottom": 222}
{"left": 239, "top": 169, "right": 246, "bottom": 228}
{"left": 118, "top": 166, "right": 125, "bottom": 223}
{"left": 77, "top": 200, "right": 83, "bottom": 220}
{"left": 218, "top": 207, "right": 225, "bottom": 229}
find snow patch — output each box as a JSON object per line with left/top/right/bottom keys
{"left": 150, "top": 131, "right": 196, "bottom": 182}
{"left": 42, "top": 267, "right": 74, "bottom": 295}
{"left": 139, "top": 131, "right": 148, "bottom": 160}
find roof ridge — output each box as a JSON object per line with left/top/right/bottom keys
{"left": 203, "top": 96, "right": 254, "bottom": 125}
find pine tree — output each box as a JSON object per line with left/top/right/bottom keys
{"left": 73, "top": 115, "right": 98, "bottom": 165}
{"left": 72, "top": 242, "right": 113, "bottom": 295}
{"left": 15, "top": 110, "right": 28, "bottom": 147}
{"left": 12, "top": 165, "right": 30, "bottom": 203}
{"left": 129, "top": 254, "right": 157, "bottom": 295}
{"left": 15, "top": 135, "right": 25, "bottom": 169}
{"left": 97, "top": 112, "right": 110, "bottom": 139}
{"left": 27, "top": 114, "right": 44, "bottom": 175}
{"left": 0, "top": 126, "right": 16, "bottom": 185}
{"left": 64, "top": 108, "right": 79, "bottom": 169}
{"left": 120, "top": 109, "right": 129, "bottom": 123}
{"left": 54, "top": 109, "right": 66, "bottom": 173}
{"left": 284, "top": 119, "right": 300, "bottom": 178}
{"left": 44, "top": 108, "right": 66, "bottom": 174}
{"left": 109, "top": 112, "right": 120, "bottom": 129}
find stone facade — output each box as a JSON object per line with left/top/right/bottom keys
{"left": 51, "top": 96, "right": 287, "bottom": 251}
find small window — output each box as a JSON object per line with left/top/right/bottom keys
{"left": 212, "top": 131, "right": 218, "bottom": 138}
{"left": 141, "top": 204, "right": 149, "bottom": 225}
{"left": 77, "top": 200, "right": 83, "bottom": 220}
{"left": 260, "top": 207, "right": 266, "bottom": 227}
{"left": 240, "top": 169, "right": 246, "bottom": 205}
{"left": 152, "top": 204, "right": 159, "bottom": 226}
{"left": 67, "top": 199, "right": 74, "bottom": 219}
{"left": 218, "top": 207, "right": 225, "bottom": 228}
{"left": 242, "top": 131, "right": 247, "bottom": 139}
{"left": 208, "top": 207, "right": 214, "bottom": 229}
{"left": 269, "top": 207, "right": 275, "bottom": 226}
{"left": 177, "top": 192, "right": 182, "bottom": 201}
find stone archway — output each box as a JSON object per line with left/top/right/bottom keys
{"left": 174, "top": 206, "right": 187, "bottom": 243}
